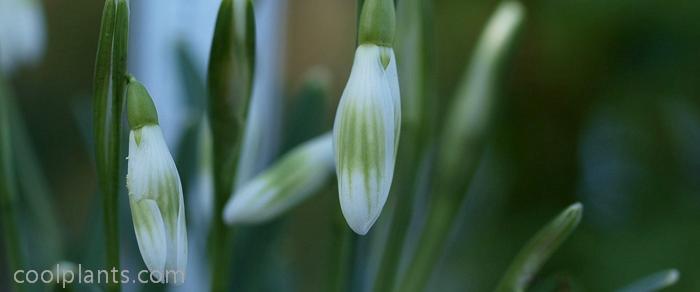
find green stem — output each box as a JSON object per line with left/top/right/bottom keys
{"left": 329, "top": 204, "right": 356, "bottom": 292}
{"left": 395, "top": 195, "right": 457, "bottom": 292}
{"left": 209, "top": 153, "right": 239, "bottom": 292}
{"left": 0, "top": 72, "right": 24, "bottom": 292}
{"left": 372, "top": 128, "right": 421, "bottom": 292}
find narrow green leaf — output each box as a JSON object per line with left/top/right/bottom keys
{"left": 207, "top": 0, "right": 256, "bottom": 183}
{"left": 616, "top": 269, "right": 680, "bottom": 292}
{"left": 207, "top": 0, "right": 256, "bottom": 291}
{"left": 437, "top": 0, "right": 525, "bottom": 202}
{"left": 373, "top": 0, "right": 434, "bottom": 290}
{"left": 283, "top": 68, "right": 331, "bottom": 151}
{"left": 0, "top": 69, "right": 24, "bottom": 292}
{"left": 92, "top": 1, "right": 128, "bottom": 291}
{"left": 494, "top": 203, "right": 583, "bottom": 292}
{"left": 397, "top": 3, "right": 525, "bottom": 291}
{"left": 93, "top": 0, "right": 116, "bottom": 186}
{"left": 6, "top": 91, "right": 63, "bottom": 267}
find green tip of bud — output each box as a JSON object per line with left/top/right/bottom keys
{"left": 127, "top": 76, "right": 159, "bottom": 130}
{"left": 358, "top": 0, "right": 396, "bottom": 47}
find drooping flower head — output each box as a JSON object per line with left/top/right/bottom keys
{"left": 333, "top": 0, "right": 400, "bottom": 235}
{"left": 126, "top": 77, "right": 187, "bottom": 283}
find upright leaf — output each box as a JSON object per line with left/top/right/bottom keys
{"left": 92, "top": 0, "right": 128, "bottom": 291}
{"left": 206, "top": 0, "right": 256, "bottom": 291}
{"left": 397, "top": 3, "right": 526, "bottom": 291}
{"left": 0, "top": 69, "right": 23, "bottom": 292}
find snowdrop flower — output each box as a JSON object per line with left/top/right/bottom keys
{"left": 126, "top": 77, "right": 187, "bottom": 283}
{"left": 224, "top": 133, "right": 334, "bottom": 224}
{"left": 333, "top": 0, "right": 400, "bottom": 235}
{"left": 0, "top": 0, "right": 45, "bottom": 73}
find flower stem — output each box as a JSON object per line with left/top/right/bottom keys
{"left": 329, "top": 204, "right": 356, "bottom": 292}
{"left": 394, "top": 195, "right": 456, "bottom": 292}
{"left": 372, "top": 128, "right": 422, "bottom": 292}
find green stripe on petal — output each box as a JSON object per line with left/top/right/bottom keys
{"left": 130, "top": 198, "right": 167, "bottom": 279}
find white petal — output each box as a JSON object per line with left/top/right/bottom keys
{"left": 130, "top": 199, "right": 167, "bottom": 280}
{"left": 384, "top": 48, "right": 402, "bottom": 154}
{"left": 172, "top": 200, "right": 188, "bottom": 284}
{"left": 127, "top": 125, "right": 188, "bottom": 281}
{"left": 333, "top": 44, "right": 399, "bottom": 235}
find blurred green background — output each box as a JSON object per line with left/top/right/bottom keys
{"left": 2, "top": 0, "right": 700, "bottom": 291}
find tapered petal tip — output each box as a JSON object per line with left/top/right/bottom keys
{"left": 337, "top": 169, "right": 388, "bottom": 235}
{"left": 340, "top": 202, "right": 377, "bottom": 235}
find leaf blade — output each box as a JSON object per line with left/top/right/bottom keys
{"left": 494, "top": 203, "right": 583, "bottom": 292}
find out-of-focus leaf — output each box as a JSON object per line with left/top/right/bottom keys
{"left": 0, "top": 70, "right": 23, "bottom": 292}
{"left": 616, "top": 269, "right": 680, "bottom": 292}
{"left": 6, "top": 91, "right": 63, "bottom": 267}
{"left": 494, "top": 203, "right": 583, "bottom": 292}
{"left": 397, "top": 3, "right": 526, "bottom": 291}
{"left": 529, "top": 273, "right": 586, "bottom": 292}
{"left": 283, "top": 68, "right": 331, "bottom": 150}
{"left": 207, "top": 0, "right": 256, "bottom": 291}
{"left": 174, "top": 42, "right": 207, "bottom": 193}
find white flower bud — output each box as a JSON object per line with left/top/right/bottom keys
{"left": 223, "top": 134, "right": 334, "bottom": 224}
{"left": 333, "top": 44, "right": 401, "bottom": 235}
{"left": 127, "top": 125, "right": 187, "bottom": 284}
{"left": 126, "top": 78, "right": 189, "bottom": 282}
